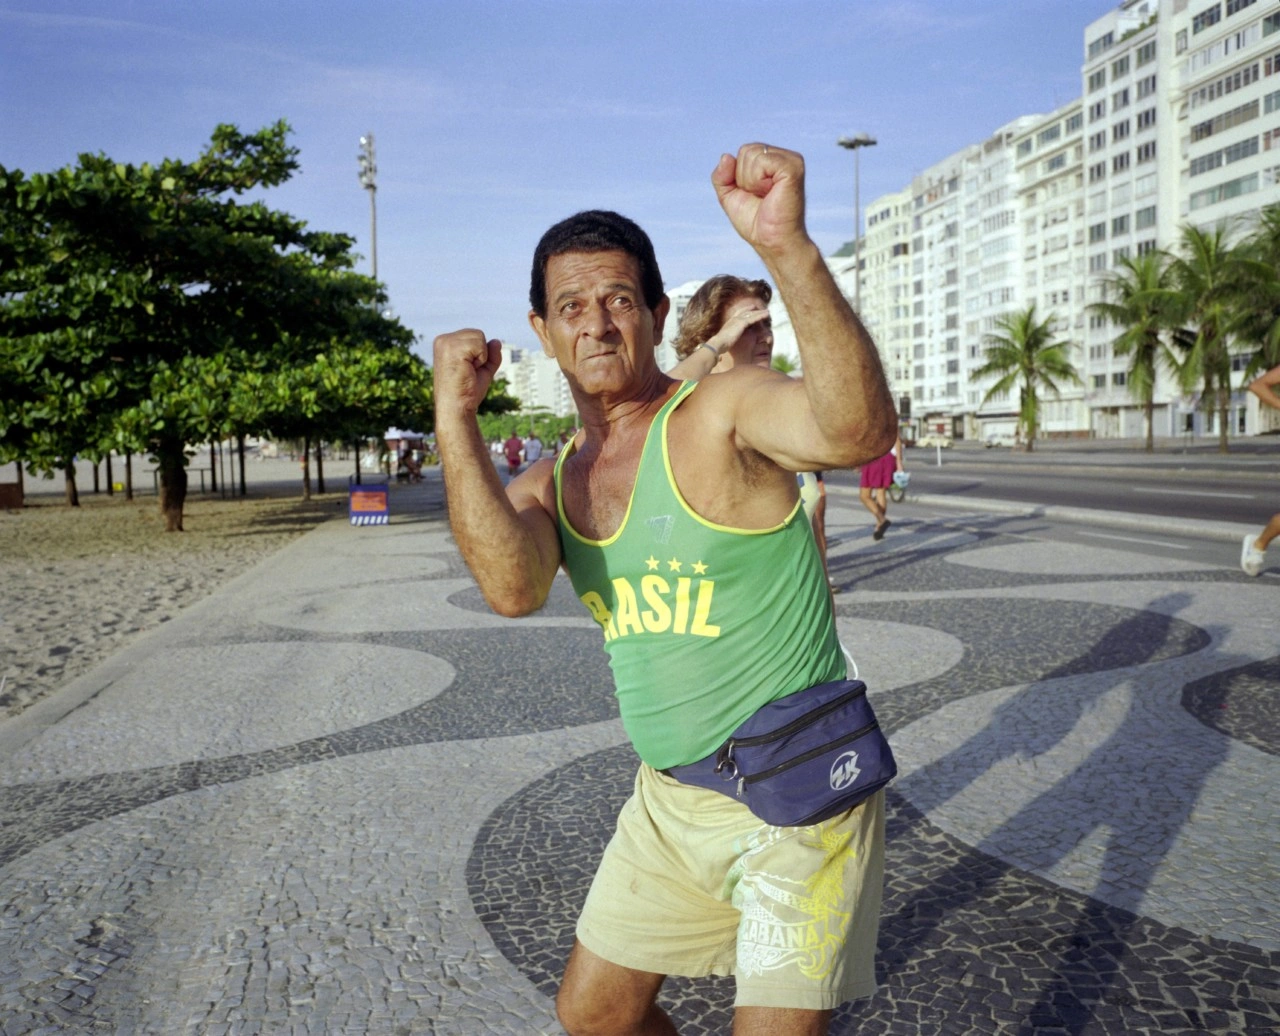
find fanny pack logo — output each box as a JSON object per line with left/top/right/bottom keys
{"left": 829, "top": 751, "right": 862, "bottom": 791}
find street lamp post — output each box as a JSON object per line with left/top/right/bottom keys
{"left": 357, "top": 133, "right": 378, "bottom": 281}
{"left": 837, "top": 133, "right": 876, "bottom": 314}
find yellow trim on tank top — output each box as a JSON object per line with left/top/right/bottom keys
{"left": 660, "top": 381, "right": 802, "bottom": 536}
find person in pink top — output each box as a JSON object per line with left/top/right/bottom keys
{"left": 858, "top": 436, "right": 903, "bottom": 540}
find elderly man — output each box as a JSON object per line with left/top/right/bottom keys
{"left": 434, "top": 144, "right": 896, "bottom": 1036}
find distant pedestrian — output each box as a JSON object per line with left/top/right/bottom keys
{"left": 1241, "top": 364, "right": 1280, "bottom": 576}
{"left": 859, "top": 436, "right": 904, "bottom": 541}
{"left": 503, "top": 431, "right": 524, "bottom": 477}
{"left": 524, "top": 433, "right": 544, "bottom": 464}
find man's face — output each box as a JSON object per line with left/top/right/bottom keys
{"left": 529, "top": 250, "right": 669, "bottom": 397}
{"left": 718, "top": 295, "right": 773, "bottom": 371}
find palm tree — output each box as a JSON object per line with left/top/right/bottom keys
{"left": 1233, "top": 204, "right": 1280, "bottom": 379}
{"left": 971, "top": 304, "right": 1081, "bottom": 452}
{"left": 771, "top": 353, "right": 798, "bottom": 375}
{"left": 1088, "top": 251, "right": 1182, "bottom": 452}
{"left": 1166, "top": 223, "right": 1249, "bottom": 454}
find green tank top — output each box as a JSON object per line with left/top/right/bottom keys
{"left": 553, "top": 380, "right": 844, "bottom": 769}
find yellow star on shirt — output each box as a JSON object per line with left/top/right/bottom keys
{"left": 645, "top": 555, "right": 660, "bottom": 571}
{"left": 667, "top": 557, "right": 682, "bottom": 573}
{"left": 692, "top": 560, "right": 708, "bottom": 575}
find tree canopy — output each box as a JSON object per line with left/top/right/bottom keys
{"left": 0, "top": 122, "right": 469, "bottom": 527}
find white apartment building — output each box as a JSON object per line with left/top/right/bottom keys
{"left": 498, "top": 343, "right": 576, "bottom": 417}
{"left": 846, "top": 0, "right": 1279, "bottom": 443}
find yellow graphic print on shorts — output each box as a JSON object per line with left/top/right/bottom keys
{"left": 727, "top": 823, "right": 855, "bottom": 980}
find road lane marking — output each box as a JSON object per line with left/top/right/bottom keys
{"left": 1078, "top": 531, "right": 1189, "bottom": 550}
{"left": 1132, "top": 487, "right": 1255, "bottom": 500}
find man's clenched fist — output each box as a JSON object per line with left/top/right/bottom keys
{"left": 433, "top": 329, "right": 502, "bottom": 420}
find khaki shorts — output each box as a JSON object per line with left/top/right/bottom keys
{"left": 576, "top": 763, "right": 885, "bottom": 1011}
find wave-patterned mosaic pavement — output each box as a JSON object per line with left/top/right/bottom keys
{"left": 1, "top": 481, "right": 1276, "bottom": 1034}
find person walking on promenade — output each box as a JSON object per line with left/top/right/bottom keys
{"left": 502, "top": 430, "right": 524, "bottom": 478}
{"left": 1241, "top": 363, "right": 1280, "bottom": 576}
{"left": 524, "top": 431, "right": 544, "bottom": 465}
{"left": 858, "top": 435, "right": 904, "bottom": 541}
{"left": 669, "top": 274, "right": 836, "bottom": 589}
{"left": 434, "top": 142, "right": 897, "bottom": 1035}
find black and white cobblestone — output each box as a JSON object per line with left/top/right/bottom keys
{"left": 1, "top": 476, "right": 1276, "bottom": 1034}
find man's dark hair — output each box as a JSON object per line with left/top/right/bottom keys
{"left": 529, "top": 210, "right": 664, "bottom": 317}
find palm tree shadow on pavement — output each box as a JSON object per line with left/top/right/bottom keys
{"left": 850, "top": 591, "right": 1256, "bottom": 1034}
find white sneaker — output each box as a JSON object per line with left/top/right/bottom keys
{"left": 1241, "top": 533, "right": 1266, "bottom": 577}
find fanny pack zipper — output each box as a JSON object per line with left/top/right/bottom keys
{"left": 741, "top": 719, "right": 880, "bottom": 786}
{"left": 714, "top": 683, "right": 867, "bottom": 774}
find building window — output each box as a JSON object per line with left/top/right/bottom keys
{"left": 946, "top": 360, "right": 960, "bottom": 375}
{"left": 1190, "top": 63, "right": 1259, "bottom": 109}
{"left": 1136, "top": 239, "right": 1158, "bottom": 255}
{"left": 1089, "top": 161, "right": 1107, "bottom": 183}
{"left": 1265, "top": 87, "right": 1280, "bottom": 114}
{"left": 1089, "top": 222, "right": 1107, "bottom": 243}
{"left": 1226, "top": 0, "right": 1256, "bottom": 15}
{"left": 1090, "top": 100, "right": 1107, "bottom": 122}
{"left": 1066, "top": 111, "right": 1084, "bottom": 133}
{"left": 1193, "top": 4, "right": 1222, "bottom": 35}
{"left": 1112, "top": 214, "right": 1130, "bottom": 236}
{"left": 1113, "top": 151, "right": 1130, "bottom": 173}
{"left": 1191, "top": 100, "right": 1260, "bottom": 142}
{"left": 1088, "top": 69, "right": 1107, "bottom": 92}
{"left": 1089, "top": 32, "right": 1115, "bottom": 59}
{"left": 1113, "top": 371, "right": 1128, "bottom": 387}
{"left": 1135, "top": 205, "right": 1157, "bottom": 229}
{"left": 1189, "top": 171, "right": 1260, "bottom": 209}
{"left": 1090, "top": 130, "right": 1107, "bottom": 152}
{"left": 1037, "top": 124, "right": 1061, "bottom": 146}
{"left": 1112, "top": 55, "right": 1130, "bottom": 79}
{"left": 1017, "top": 138, "right": 1034, "bottom": 157}
{"left": 1137, "top": 140, "right": 1157, "bottom": 163}
{"left": 1177, "top": 29, "right": 1189, "bottom": 55}
{"left": 1112, "top": 87, "right": 1130, "bottom": 111}
{"left": 1093, "top": 374, "right": 1107, "bottom": 389}
{"left": 1136, "top": 40, "right": 1157, "bottom": 66}
{"left": 1266, "top": 12, "right": 1280, "bottom": 37}
{"left": 1136, "top": 107, "right": 1157, "bottom": 130}
{"left": 1112, "top": 120, "right": 1130, "bottom": 142}
{"left": 1135, "top": 171, "right": 1158, "bottom": 196}
{"left": 1136, "top": 74, "right": 1157, "bottom": 99}
{"left": 1090, "top": 253, "right": 1108, "bottom": 272}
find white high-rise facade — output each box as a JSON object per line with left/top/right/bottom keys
{"left": 847, "top": 0, "right": 1279, "bottom": 443}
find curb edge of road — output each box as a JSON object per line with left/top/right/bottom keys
{"left": 826, "top": 484, "right": 1260, "bottom": 544}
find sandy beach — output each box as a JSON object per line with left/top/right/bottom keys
{"left": 0, "top": 459, "right": 351, "bottom": 719}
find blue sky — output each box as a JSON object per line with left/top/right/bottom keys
{"left": 1, "top": 0, "right": 1119, "bottom": 356}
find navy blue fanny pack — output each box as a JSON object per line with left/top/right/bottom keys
{"left": 662, "top": 678, "right": 897, "bottom": 827}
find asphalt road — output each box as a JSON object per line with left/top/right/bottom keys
{"left": 826, "top": 442, "right": 1280, "bottom": 528}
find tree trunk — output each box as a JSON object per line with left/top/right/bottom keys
{"left": 106, "top": 454, "right": 114, "bottom": 495}
{"left": 1144, "top": 397, "right": 1154, "bottom": 453}
{"left": 301, "top": 434, "right": 312, "bottom": 500}
{"left": 237, "top": 435, "right": 247, "bottom": 498}
{"left": 209, "top": 441, "right": 218, "bottom": 493}
{"left": 156, "top": 438, "right": 188, "bottom": 531}
{"left": 15, "top": 461, "right": 24, "bottom": 496}
{"left": 1218, "top": 387, "right": 1230, "bottom": 455}
{"left": 315, "top": 440, "right": 326, "bottom": 495}
{"left": 92, "top": 461, "right": 101, "bottom": 494}
{"left": 125, "top": 453, "right": 134, "bottom": 501}
{"left": 63, "top": 459, "right": 80, "bottom": 507}
{"left": 353, "top": 442, "right": 361, "bottom": 486}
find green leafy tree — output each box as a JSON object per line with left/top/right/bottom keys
{"left": 1088, "top": 251, "right": 1183, "bottom": 452}
{"left": 771, "top": 353, "right": 798, "bottom": 375}
{"left": 1166, "top": 223, "right": 1250, "bottom": 454}
{"left": 1233, "top": 204, "right": 1280, "bottom": 378}
{"left": 0, "top": 122, "right": 413, "bottom": 528}
{"left": 971, "top": 304, "right": 1081, "bottom": 452}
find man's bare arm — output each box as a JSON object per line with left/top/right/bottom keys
{"left": 710, "top": 144, "right": 897, "bottom": 468}
{"left": 1248, "top": 363, "right": 1280, "bottom": 411}
{"left": 433, "top": 329, "right": 561, "bottom": 616}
